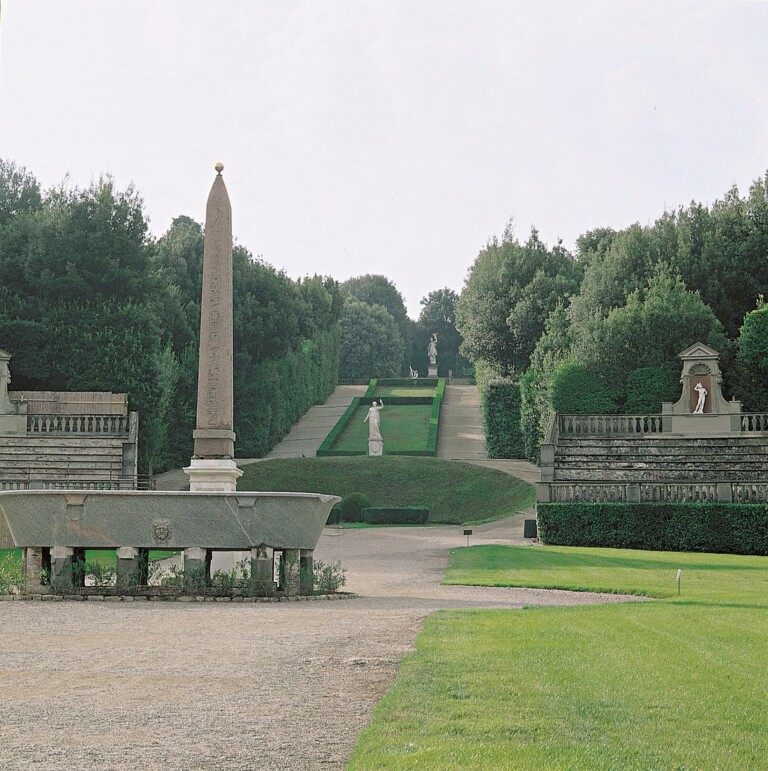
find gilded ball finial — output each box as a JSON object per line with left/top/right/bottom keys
{"left": 215, "top": 162, "right": 224, "bottom": 174}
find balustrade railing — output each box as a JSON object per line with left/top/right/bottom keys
{"left": 549, "top": 483, "right": 627, "bottom": 502}
{"left": 558, "top": 414, "right": 664, "bottom": 436}
{"left": 733, "top": 482, "right": 768, "bottom": 503}
{"left": 0, "top": 476, "right": 153, "bottom": 491}
{"left": 640, "top": 483, "right": 718, "bottom": 503}
{"left": 542, "top": 481, "right": 765, "bottom": 504}
{"left": 740, "top": 413, "right": 768, "bottom": 433}
{"left": 27, "top": 414, "right": 130, "bottom": 435}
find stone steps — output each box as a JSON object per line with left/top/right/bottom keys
{"left": 0, "top": 436, "right": 125, "bottom": 479}
{"left": 551, "top": 431, "right": 768, "bottom": 483}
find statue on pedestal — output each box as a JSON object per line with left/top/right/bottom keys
{"left": 364, "top": 399, "right": 384, "bottom": 456}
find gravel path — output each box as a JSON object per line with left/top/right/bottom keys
{"left": 0, "top": 517, "right": 646, "bottom": 770}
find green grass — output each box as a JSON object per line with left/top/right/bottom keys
{"left": 349, "top": 546, "right": 768, "bottom": 769}
{"left": 239, "top": 456, "right": 534, "bottom": 524}
{"left": 373, "top": 385, "right": 436, "bottom": 398}
{"left": 442, "top": 543, "right": 768, "bottom": 599}
{"left": 330, "top": 403, "right": 433, "bottom": 453}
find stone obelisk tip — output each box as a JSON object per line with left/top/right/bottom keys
{"left": 215, "top": 162, "right": 224, "bottom": 174}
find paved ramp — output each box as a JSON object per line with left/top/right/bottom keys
{"left": 266, "top": 384, "right": 367, "bottom": 458}
{"left": 436, "top": 384, "right": 489, "bottom": 461}
{"left": 436, "top": 384, "right": 540, "bottom": 484}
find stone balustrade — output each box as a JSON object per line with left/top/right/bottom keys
{"left": 741, "top": 413, "right": 768, "bottom": 433}
{"left": 0, "top": 476, "right": 153, "bottom": 491}
{"left": 27, "top": 413, "right": 130, "bottom": 434}
{"left": 558, "top": 414, "right": 665, "bottom": 436}
{"left": 538, "top": 480, "right": 762, "bottom": 504}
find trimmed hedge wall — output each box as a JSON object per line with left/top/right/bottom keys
{"left": 481, "top": 379, "right": 525, "bottom": 458}
{"left": 537, "top": 502, "right": 768, "bottom": 555}
{"left": 425, "top": 377, "right": 446, "bottom": 455}
{"left": 316, "top": 396, "right": 363, "bottom": 456}
{"left": 362, "top": 507, "right": 429, "bottom": 525}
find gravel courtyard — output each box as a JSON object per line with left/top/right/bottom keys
{"left": 0, "top": 517, "right": 645, "bottom": 770}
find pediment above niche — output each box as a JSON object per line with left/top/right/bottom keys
{"left": 678, "top": 342, "right": 720, "bottom": 360}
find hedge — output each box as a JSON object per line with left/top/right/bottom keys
{"left": 481, "top": 379, "right": 525, "bottom": 458}
{"left": 537, "top": 502, "right": 768, "bottom": 555}
{"left": 425, "top": 377, "right": 446, "bottom": 455}
{"left": 362, "top": 507, "right": 429, "bottom": 525}
{"left": 316, "top": 396, "right": 363, "bottom": 456}
{"left": 549, "top": 361, "right": 617, "bottom": 414}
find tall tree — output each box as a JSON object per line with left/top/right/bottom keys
{"left": 343, "top": 274, "right": 411, "bottom": 373}
{"left": 415, "top": 287, "right": 469, "bottom": 377}
{"left": 338, "top": 298, "right": 403, "bottom": 380}
{"left": 734, "top": 298, "right": 768, "bottom": 411}
{"left": 456, "top": 228, "right": 581, "bottom": 377}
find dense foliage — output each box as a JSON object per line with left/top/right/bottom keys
{"left": 538, "top": 502, "right": 768, "bottom": 555}
{"left": 458, "top": 173, "right": 768, "bottom": 455}
{"left": 0, "top": 161, "right": 342, "bottom": 472}
{"left": 480, "top": 380, "right": 524, "bottom": 458}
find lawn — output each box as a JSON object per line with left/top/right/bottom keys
{"left": 330, "top": 403, "right": 433, "bottom": 453}
{"left": 373, "top": 385, "right": 436, "bottom": 398}
{"left": 239, "top": 456, "right": 534, "bottom": 524}
{"left": 349, "top": 545, "right": 768, "bottom": 769}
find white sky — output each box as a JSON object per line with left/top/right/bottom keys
{"left": 2, "top": 1, "right": 767, "bottom": 319}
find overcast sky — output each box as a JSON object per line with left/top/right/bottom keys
{"left": 2, "top": 1, "right": 767, "bottom": 319}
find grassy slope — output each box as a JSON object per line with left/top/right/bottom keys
{"left": 349, "top": 546, "right": 768, "bottom": 769}
{"left": 239, "top": 456, "right": 534, "bottom": 524}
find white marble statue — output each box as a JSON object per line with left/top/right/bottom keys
{"left": 427, "top": 333, "right": 438, "bottom": 366}
{"left": 693, "top": 381, "right": 707, "bottom": 414}
{"left": 363, "top": 399, "right": 384, "bottom": 440}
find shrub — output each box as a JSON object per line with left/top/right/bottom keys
{"left": 362, "top": 507, "right": 429, "bottom": 525}
{"left": 313, "top": 560, "right": 347, "bottom": 594}
{"left": 0, "top": 552, "right": 25, "bottom": 595}
{"left": 550, "top": 361, "right": 617, "bottom": 414}
{"left": 339, "top": 492, "right": 372, "bottom": 523}
{"left": 481, "top": 379, "right": 525, "bottom": 458}
{"left": 625, "top": 364, "right": 680, "bottom": 414}
{"left": 326, "top": 502, "right": 343, "bottom": 525}
{"left": 537, "top": 502, "right": 768, "bottom": 555}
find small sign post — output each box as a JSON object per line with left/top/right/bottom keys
{"left": 463, "top": 528, "right": 472, "bottom": 546}
{"left": 676, "top": 568, "right": 682, "bottom": 596}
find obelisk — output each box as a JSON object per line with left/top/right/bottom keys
{"left": 184, "top": 164, "right": 242, "bottom": 492}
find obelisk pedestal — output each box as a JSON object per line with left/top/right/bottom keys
{"left": 184, "top": 164, "right": 242, "bottom": 493}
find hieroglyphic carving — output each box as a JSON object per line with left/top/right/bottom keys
{"left": 193, "top": 167, "right": 235, "bottom": 456}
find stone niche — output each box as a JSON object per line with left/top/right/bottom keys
{"left": 662, "top": 342, "right": 742, "bottom": 434}
{"left": 0, "top": 349, "right": 27, "bottom": 436}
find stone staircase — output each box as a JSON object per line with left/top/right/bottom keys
{"left": 554, "top": 436, "right": 768, "bottom": 483}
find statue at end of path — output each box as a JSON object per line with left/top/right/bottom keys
{"left": 693, "top": 381, "right": 707, "bottom": 414}
{"left": 364, "top": 399, "right": 384, "bottom": 441}
{"left": 427, "top": 333, "right": 438, "bottom": 366}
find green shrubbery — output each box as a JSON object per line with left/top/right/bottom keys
{"left": 338, "top": 492, "right": 372, "bottom": 523}
{"left": 481, "top": 379, "right": 525, "bottom": 458}
{"left": 624, "top": 364, "right": 679, "bottom": 414}
{"left": 538, "top": 502, "right": 768, "bottom": 555}
{"left": 362, "top": 507, "right": 429, "bottom": 525}
{"left": 550, "top": 361, "right": 617, "bottom": 414}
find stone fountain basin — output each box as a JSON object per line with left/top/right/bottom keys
{"left": 0, "top": 490, "right": 341, "bottom": 550}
